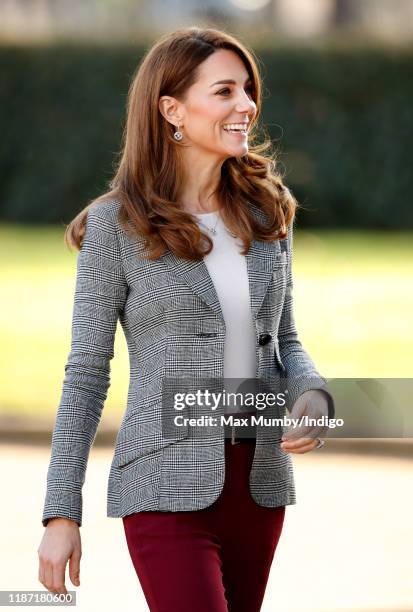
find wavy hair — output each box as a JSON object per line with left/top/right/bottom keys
{"left": 65, "top": 26, "right": 298, "bottom": 261}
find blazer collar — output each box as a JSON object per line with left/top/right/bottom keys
{"left": 159, "top": 202, "right": 282, "bottom": 323}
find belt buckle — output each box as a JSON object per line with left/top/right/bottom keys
{"left": 231, "top": 424, "right": 240, "bottom": 445}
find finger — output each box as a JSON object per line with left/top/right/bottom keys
{"left": 52, "top": 563, "right": 68, "bottom": 594}
{"left": 282, "top": 428, "right": 319, "bottom": 444}
{"left": 69, "top": 550, "right": 81, "bottom": 586}
{"left": 44, "top": 562, "right": 54, "bottom": 591}
{"left": 290, "top": 440, "right": 319, "bottom": 454}
{"left": 38, "top": 560, "right": 45, "bottom": 587}
{"left": 284, "top": 438, "right": 318, "bottom": 454}
{"left": 281, "top": 436, "right": 315, "bottom": 450}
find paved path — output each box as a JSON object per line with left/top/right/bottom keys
{"left": 0, "top": 443, "right": 412, "bottom": 611}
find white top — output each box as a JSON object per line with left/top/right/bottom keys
{"left": 193, "top": 210, "right": 256, "bottom": 383}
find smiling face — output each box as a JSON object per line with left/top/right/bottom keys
{"left": 159, "top": 48, "right": 257, "bottom": 162}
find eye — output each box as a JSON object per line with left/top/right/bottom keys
{"left": 217, "top": 85, "right": 254, "bottom": 97}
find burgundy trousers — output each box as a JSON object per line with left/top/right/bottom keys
{"left": 122, "top": 439, "right": 286, "bottom": 612}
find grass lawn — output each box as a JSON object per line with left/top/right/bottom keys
{"left": 1, "top": 224, "right": 412, "bottom": 419}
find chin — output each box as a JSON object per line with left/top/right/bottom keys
{"left": 225, "top": 146, "right": 248, "bottom": 157}
{"left": 212, "top": 145, "right": 248, "bottom": 161}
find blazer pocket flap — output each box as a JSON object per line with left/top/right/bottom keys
{"left": 113, "top": 401, "right": 188, "bottom": 468}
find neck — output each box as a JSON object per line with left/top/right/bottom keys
{"left": 178, "top": 151, "right": 223, "bottom": 214}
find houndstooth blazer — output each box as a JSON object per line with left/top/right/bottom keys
{"left": 41, "top": 198, "right": 333, "bottom": 527}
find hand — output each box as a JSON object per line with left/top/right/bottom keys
{"left": 280, "top": 389, "right": 329, "bottom": 454}
{"left": 38, "top": 518, "right": 82, "bottom": 593}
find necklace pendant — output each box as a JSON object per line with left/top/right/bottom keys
{"left": 209, "top": 227, "right": 217, "bottom": 235}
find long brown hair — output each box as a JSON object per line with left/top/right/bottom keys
{"left": 65, "top": 26, "right": 298, "bottom": 261}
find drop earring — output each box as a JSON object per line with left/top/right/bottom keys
{"left": 174, "top": 122, "right": 183, "bottom": 141}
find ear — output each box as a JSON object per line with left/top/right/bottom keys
{"left": 158, "top": 96, "right": 183, "bottom": 128}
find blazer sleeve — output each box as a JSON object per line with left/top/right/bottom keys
{"left": 278, "top": 222, "right": 335, "bottom": 419}
{"left": 41, "top": 203, "right": 128, "bottom": 527}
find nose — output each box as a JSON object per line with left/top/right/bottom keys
{"left": 235, "top": 91, "right": 256, "bottom": 117}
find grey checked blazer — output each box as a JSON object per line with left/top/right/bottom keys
{"left": 41, "top": 198, "right": 333, "bottom": 527}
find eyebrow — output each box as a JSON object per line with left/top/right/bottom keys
{"left": 209, "top": 78, "right": 252, "bottom": 87}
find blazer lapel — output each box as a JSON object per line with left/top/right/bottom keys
{"left": 160, "top": 202, "right": 282, "bottom": 323}
{"left": 160, "top": 249, "right": 225, "bottom": 321}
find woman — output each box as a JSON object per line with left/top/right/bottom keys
{"left": 38, "top": 26, "right": 334, "bottom": 611}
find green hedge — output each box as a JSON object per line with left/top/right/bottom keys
{"left": 1, "top": 43, "right": 412, "bottom": 228}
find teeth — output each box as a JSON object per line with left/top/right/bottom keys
{"left": 222, "top": 123, "right": 248, "bottom": 132}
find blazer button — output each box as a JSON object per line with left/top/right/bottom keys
{"left": 258, "top": 333, "right": 272, "bottom": 346}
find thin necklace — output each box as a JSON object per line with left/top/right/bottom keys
{"left": 197, "top": 213, "right": 220, "bottom": 235}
